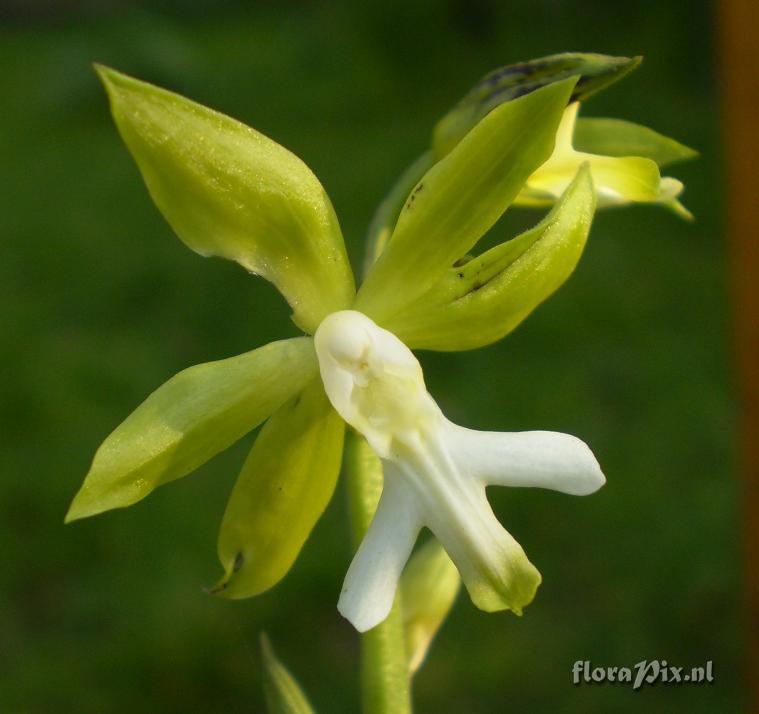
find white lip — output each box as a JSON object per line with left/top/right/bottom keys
{"left": 315, "top": 309, "right": 605, "bottom": 632}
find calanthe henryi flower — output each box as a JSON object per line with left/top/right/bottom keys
{"left": 67, "top": 57, "right": 693, "bottom": 631}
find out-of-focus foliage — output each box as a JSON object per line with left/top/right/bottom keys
{"left": 0, "top": 1, "right": 738, "bottom": 713}
{"left": 260, "top": 634, "right": 316, "bottom": 714}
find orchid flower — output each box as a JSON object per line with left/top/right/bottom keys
{"left": 66, "top": 59, "right": 688, "bottom": 633}
{"left": 513, "top": 102, "right": 694, "bottom": 218}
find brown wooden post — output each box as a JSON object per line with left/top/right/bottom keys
{"left": 719, "top": 0, "right": 759, "bottom": 709}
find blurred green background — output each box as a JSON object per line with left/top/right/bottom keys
{"left": 0, "top": 1, "right": 741, "bottom": 712}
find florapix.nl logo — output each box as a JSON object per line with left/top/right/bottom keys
{"left": 572, "top": 660, "right": 714, "bottom": 690}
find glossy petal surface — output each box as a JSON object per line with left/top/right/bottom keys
{"left": 66, "top": 337, "right": 317, "bottom": 522}
{"left": 215, "top": 378, "right": 344, "bottom": 598}
{"left": 355, "top": 78, "right": 577, "bottom": 324}
{"left": 385, "top": 165, "right": 596, "bottom": 351}
{"left": 97, "top": 65, "right": 354, "bottom": 332}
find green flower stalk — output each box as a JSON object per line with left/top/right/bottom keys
{"left": 67, "top": 57, "right": 694, "bottom": 638}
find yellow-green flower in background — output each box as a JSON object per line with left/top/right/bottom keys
{"left": 366, "top": 54, "right": 696, "bottom": 270}
{"left": 432, "top": 52, "right": 696, "bottom": 217}
{"left": 67, "top": 58, "right": 689, "bottom": 632}
{"left": 514, "top": 102, "right": 694, "bottom": 219}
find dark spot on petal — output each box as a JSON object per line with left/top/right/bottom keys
{"left": 233, "top": 552, "right": 244, "bottom": 572}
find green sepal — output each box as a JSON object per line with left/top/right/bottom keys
{"left": 260, "top": 633, "right": 317, "bottom": 714}
{"left": 385, "top": 164, "right": 596, "bottom": 351}
{"left": 213, "top": 379, "right": 344, "bottom": 598}
{"left": 66, "top": 337, "right": 317, "bottom": 522}
{"left": 433, "top": 53, "right": 641, "bottom": 158}
{"left": 355, "top": 77, "right": 578, "bottom": 325}
{"left": 400, "top": 539, "right": 461, "bottom": 675}
{"left": 573, "top": 117, "right": 698, "bottom": 168}
{"left": 96, "top": 65, "right": 354, "bottom": 333}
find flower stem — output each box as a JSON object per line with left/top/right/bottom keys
{"left": 344, "top": 429, "right": 412, "bottom": 714}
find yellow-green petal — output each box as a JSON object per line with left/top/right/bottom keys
{"left": 573, "top": 117, "right": 698, "bottom": 168}
{"left": 385, "top": 164, "right": 596, "bottom": 351}
{"left": 515, "top": 103, "right": 693, "bottom": 219}
{"left": 400, "top": 540, "right": 460, "bottom": 675}
{"left": 214, "top": 378, "right": 344, "bottom": 598}
{"left": 526, "top": 153, "right": 661, "bottom": 204}
{"left": 66, "top": 337, "right": 317, "bottom": 522}
{"left": 355, "top": 77, "right": 578, "bottom": 325}
{"left": 96, "top": 65, "right": 355, "bottom": 333}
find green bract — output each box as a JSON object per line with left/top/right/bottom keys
{"left": 68, "top": 58, "right": 694, "bottom": 631}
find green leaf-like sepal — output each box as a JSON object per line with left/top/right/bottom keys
{"left": 96, "top": 65, "right": 354, "bottom": 333}
{"left": 260, "top": 634, "right": 317, "bottom": 714}
{"left": 573, "top": 117, "right": 698, "bottom": 168}
{"left": 214, "top": 379, "right": 344, "bottom": 598}
{"left": 400, "top": 540, "right": 461, "bottom": 675}
{"left": 355, "top": 77, "right": 578, "bottom": 325}
{"left": 66, "top": 337, "right": 317, "bottom": 522}
{"left": 385, "top": 164, "right": 596, "bottom": 351}
{"left": 433, "top": 53, "right": 641, "bottom": 158}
